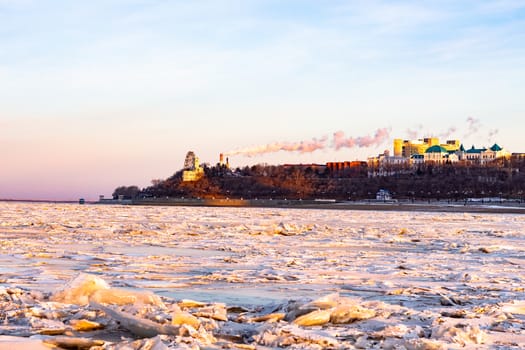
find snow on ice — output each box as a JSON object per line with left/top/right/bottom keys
{"left": 0, "top": 201, "right": 524, "bottom": 349}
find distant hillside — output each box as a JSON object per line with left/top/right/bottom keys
{"left": 114, "top": 158, "right": 525, "bottom": 201}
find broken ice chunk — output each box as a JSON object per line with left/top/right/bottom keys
{"left": 91, "top": 288, "right": 164, "bottom": 307}
{"left": 293, "top": 309, "right": 332, "bottom": 326}
{"left": 171, "top": 305, "right": 201, "bottom": 329}
{"left": 51, "top": 273, "right": 165, "bottom": 307}
{"left": 330, "top": 304, "right": 376, "bottom": 324}
{"left": 90, "top": 302, "right": 180, "bottom": 338}
{"left": 69, "top": 319, "right": 104, "bottom": 332}
{"left": 51, "top": 273, "right": 109, "bottom": 306}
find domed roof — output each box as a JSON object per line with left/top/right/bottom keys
{"left": 490, "top": 143, "right": 502, "bottom": 151}
{"left": 425, "top": 145, "right": 447, "bottom": 153}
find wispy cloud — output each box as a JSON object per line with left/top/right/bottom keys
{"left": 476, "top": 0, "right": 525, "bottom": 14}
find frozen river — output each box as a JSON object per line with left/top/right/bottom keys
{"left": 1, "top": 201, "right": 524, "bottom": 349}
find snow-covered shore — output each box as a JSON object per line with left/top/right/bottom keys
{"left": 1, "top": 202, "right": 524, "bottom": 349}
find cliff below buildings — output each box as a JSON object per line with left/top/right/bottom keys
{"left": 114, "top": 158, "right": 525, "bottom": 202}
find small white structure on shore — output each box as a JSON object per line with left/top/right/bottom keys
{"left": 376, "top": 189, "right": 392, "bottom": 201}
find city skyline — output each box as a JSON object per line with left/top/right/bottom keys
{"left": 1, "top": 1, "right": 524, "bottom": 200}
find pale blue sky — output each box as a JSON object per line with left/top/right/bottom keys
{"left": 1, "top": 0, "right": 524, "bottom": 200}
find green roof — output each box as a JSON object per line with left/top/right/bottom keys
{"left": 490, "top": 143, "right": 502, "bottom": 151}
{"left": 466, "top": 145, "right": 487, "bottom": 154}
{"left": 425, "top": 145, "right": 448, "bottom": 153}
{"left": 459, "top": 144, "right": 465, "bottom": 152}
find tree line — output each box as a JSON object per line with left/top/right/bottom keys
{"left": 113, "top": 158, "right": 525, "bottom": 201}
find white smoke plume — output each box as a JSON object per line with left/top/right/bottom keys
{"left": 405, "top": 125, "right": 457, "bottom": 141}
{"left": 488, "top": 128, "right": 499, "bottom": 142}
{"left": 438, "top": 126, "right": 457, "bottom": 139}
{"left": 224, "top": 136, "right": 328, "bottom": 157}
{"left": 464, "top": 116, "right": 481, "bottom": 138}
{"left": 333, "top": 128, "right": 391, "bottom": 150}
{"left": 406, "top": 124, "right": 423, "bottom": 140}
{"left": 224, "top": 128, "right": 390, "bottom": 157}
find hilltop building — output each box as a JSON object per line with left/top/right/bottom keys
{"left": 368, "top": 137, "right": 511, "bottom": 177}
{"left": 482, "top": 144, "right": 506, "bottom": 163}
{"left": 391, "top": 137, "right": 508, "bottom": 164}
{"left": 326, "top": 161, "right": 365, "bottom": 176}
{"left": 367, "top": 150, "right": 408, "bottom": 177}
{"left": 394, "top": 138, "right": 461, "bottom": 157}
{"left": 182, "top": 151, "right": 204, "bottom": 182}
{"left": 219, "top": 153, "right": 230, "bottom": 169}
{"left": 424, "top": 145, "right": 459, "bottom": 164}
{"left": 512, "top": 153, "right": 525, "bottom": 161}
{"left": 458, "top": 143, "right": 510, "bottom": 163}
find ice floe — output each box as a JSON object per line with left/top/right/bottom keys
{"left": 1, "top": 202, "right": 525, "bottom": 348}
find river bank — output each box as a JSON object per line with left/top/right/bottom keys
{"left": 126, "top": 197, "right": 525, "bottom": 214}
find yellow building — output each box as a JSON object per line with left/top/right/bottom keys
{"left": 441, "top": 139, "right": 461, "bottom": 152}
{"left": 182, "top": 151, "right": 204, "bottom": 182}
{"left": 182, "top": 169, "right": 204, "bottom": 182}
{"left": 393, "top": 139, "right": 403, "bottom": 157}
{"left": 393, "top": 138, "right": 460, "bottom": 157}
